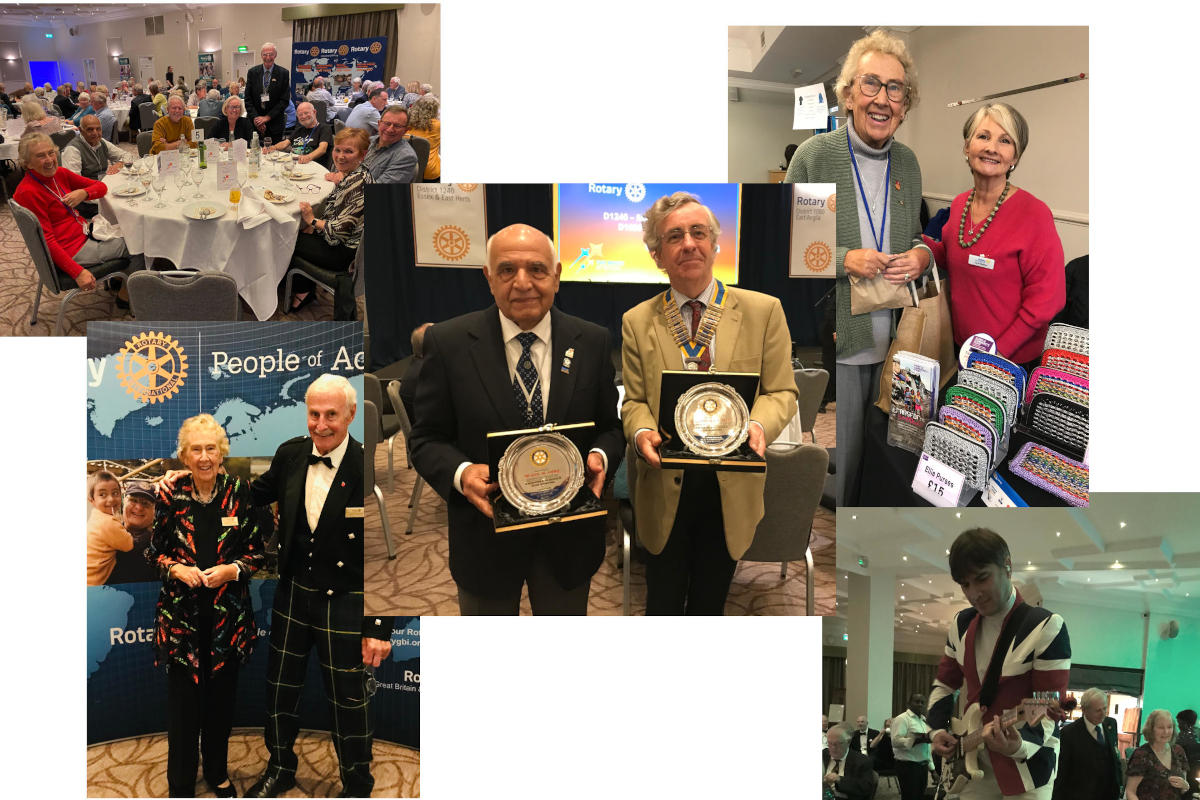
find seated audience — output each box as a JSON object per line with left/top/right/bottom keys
{"left": 824, "top": 724, "right": 878, "bottom": 800}
{"left": 273, "top": 101, "right": 332, "bottom": 169}
{"left": 305, "top": 76, "right": 337, "bottom": 121}
{"left": 150, "top": 96, "right": 196, "bottom": 154}
{"left": 54, "top": 84, "right": 77, "bottom": 118}
{"left": 406, "top": 95, "right": 441, "bottom": 182}
{"left": 71, "top": 92, "right": 95, "bottom": 126}
{"left": 210, "top": 95, "right": 255, "bottom": 146}
{"left": 91, "top": 92, "right": 118, "bottom": 141}
{"left": 360, "top": 105, "right": 417, "bottom": 184}
{"left": 197, "top": 89, "right": 223, "bottom": 119}
{"left": 402, "top": 81, "right": 420, "bottom": 108}
{"left": 386, "top": 76, "right": 405, "bottom": 103}
{"left": 21, "top": 100, "right": 64, "bottom": 134}
{"left": 344, "top": 87, "right": 387, "bottom": 135}
{"left": 61, "top": 115, "right": 124, "bottom": 217}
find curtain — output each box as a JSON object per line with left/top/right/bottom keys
{"left": 824, "top": 655, "right": 846, "bottom": 715}
{"left": 363, "top": 183, "right": 834, "bottom": 370}
{"left": 892, "top": 661, "right": 940, "bottom": 717}
{"left": 292, "top": 9, "right": 399, "bottom": 80}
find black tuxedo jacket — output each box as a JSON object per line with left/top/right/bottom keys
{"left": 244, "top": 63, "right": 290, "bottom": 123}
{"left": 251, "top": 434, "right": 391, "bottom": 639}
{"left": 410, "top": 306, "right": 625, "bottom": 596}
{"left": 1052, "top": 716, "right": 1122, "bottom": 800}
{"left": 849, "top": 728, "right": 881, "bottom": 760}
{"left": 822, "top": 749, "right": 877, "bottom": 800}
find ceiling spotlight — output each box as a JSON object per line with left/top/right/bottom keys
{"left": 955, "top": 512, "right": 961, "bottom": 518}
{"left": 1119, "top": 521, "right": 1126, "bottom": 528}
{"left": 902, "top": 555, "right": 908, "bottom": 561}
{"left": 1111, "top": 560, "right": 1124, "bottom": 569}
{"left": 851, "top": 514, "right": 857, "bottom": 520}
{"left": 900, "top": 595, "right": 906, "bottom": 600}
{"left": 1056, "top": 531, "right": 1061, "bottom": 537}
{"left": 945, "top": 549, "right": 950, "bottom": 555}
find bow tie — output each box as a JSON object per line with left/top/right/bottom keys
{"left": 307, "top": 454, "right": 333, "bottom": 469}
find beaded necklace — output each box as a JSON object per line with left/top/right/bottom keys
{"left": 958, "top": 180, "right": 1010, "bottom": 248}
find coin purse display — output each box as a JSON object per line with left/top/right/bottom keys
{"left": 1043, "top": 323, "right": 1089, "bottom": 356}
{"left": 956, "top": 368, "right": 1018, "bottom": 435}
{"left": 657, "top": 370, "right": 765, "bottom": 472}
{"left": 938, "top": 406, "right": 997, "bottom": 469}
{"left": 1009, "top": 441, "right": 1089, "bottom": 507}
{"left": 486, "top": 421, "right": 608, "bottom": 533}
{"left": 945, "top": 386, "right": 1006, "bottom": 438}
{"left": 1026, "top": 367, "right": 1089, "bottom": 407}
{"left": 922, "top": 422, "right": 992, "bottom": 491}
{"left": 1041, "top": 348, "right": 1089, "bottom": 380}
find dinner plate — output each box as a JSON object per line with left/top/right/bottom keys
{"left": 259, "top": 188, "right": 295, "bottom": 204}
{"left": 113, "top": 185, "right": 147, "bottom": 197}
{"left": 283, "top": 169, "right": 314, "bottom": 181}
{"left": 182, "top": 200, "right": 229, "bottom": 220}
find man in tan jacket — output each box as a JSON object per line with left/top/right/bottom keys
{"left": 621, "top": 192, "right": 798, "bottom": 614}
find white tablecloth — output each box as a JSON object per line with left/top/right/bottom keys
{"left": 98, "top": 155, "right": 335, "bottom": 320}
{"left": 110, "top": 105, "right": 130, "bottom": 133}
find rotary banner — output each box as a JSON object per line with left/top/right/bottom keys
{"left": 789, "top": 182, "right": 836, "bottom": 278}
{"left": 291, "top": 36, "right": 387, "bottom": 100}
{"left": 412, "top": 183, "right": 489, "bottom": 268}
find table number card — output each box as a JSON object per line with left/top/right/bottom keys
{"left": 158, "top": 151, "right": 180, "bottom": 175}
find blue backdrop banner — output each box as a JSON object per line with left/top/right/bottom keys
{"left": 290, "top": 37, "right": 388, "bottom": 99}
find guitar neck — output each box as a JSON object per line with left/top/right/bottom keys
{"left": 957, "top": 697, "right": 1055, "bottom": 756}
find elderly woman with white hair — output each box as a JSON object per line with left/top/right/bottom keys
{"left": 149, "top": 413, "right": 265, "bottom": 798}
{"left": 197, "top": 88, "right": 223, "bottom": 118}
{"left": 71, "top": 91, "right": 95, "bottom": 126}
{"left": 923, "top": 102, "right": 1065, "bottom": 372}
{"left": 1125, "top": 709, "right": 1191, "bottom": 799}
{"left": 19, "top": 99, "right": 64, "bottom": 134}
{"left": 210, "top": 94, "right": 255, "bottom": 145}
{"left": 784, "top": 29, "right": 931, "bottom": 506}
{"left": 407, "top": 94, "right": 441, "bottom": 181}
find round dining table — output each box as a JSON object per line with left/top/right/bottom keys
{"left": 97, "top": 151, "right": 336, "bottom": 320}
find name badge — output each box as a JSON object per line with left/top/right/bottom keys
{"left": 221, "top": 516, "right": 239, "bottom": 526}
{"left": 967, "top": 253, "right": 995, "bottom": 270}
{"left": 345, "top": 507, "right": 365, "bottom": 518}
{"left": 261, "top": 93, "right": 270, "bottom": 104}
{"left": 912, "top": 452, "right": 964, "bottom": 507}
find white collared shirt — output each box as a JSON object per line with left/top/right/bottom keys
{"left": 305, "top": 433, "right": 350, "bottom": 531}
{"left": 1085, "top": 718, "right": 1105, "bottom": 745}
{"left": 498, "top": 308, "right": 552, "bottom": 418}
{"left": 60, "top": 136, "right": 123, "bottom": 175}
{"left": 669, "top": 278, "right": 718, "bottom": 362}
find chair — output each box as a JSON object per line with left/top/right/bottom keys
{"left": 364, "top": 373, "right": 399, "bottom": 492}
{"left": 364, "top": 400, "right": 396, "bottom": 560}
{"left": 309, "top": 98, "right": 328, "bottom": 123}
{"left": 10, "top": 199, "right": 130, "bottom": 335}
{"left": 332, "top": 118, "right": 344, "bottom": 135}
{"left": 619, "top": 443, "right": 640, "bottom": 616}
{"left": 127, "top": 270, "right": 239, "bottom": 320}
{"left": 50, "top": 129, "right": 76, "bottom": 150}
{"left": 283, "top": 254, "right": 356, "bottom": 320}
{"left": 194, "top": 116, "right": 219, "bottom": 138}
{"left": 138, "top": 102, "right": 157, "bottom": 131}
{"left": 739, "top": 442, "right": 829, "bottom": 615}
{"left": 136, "top": 130, "right": 154, "bottom": 157}
{"left": 405, "top": 134, "right": 429, "bottom": 182}
{"left": 386, "top": 379, "right": 426, "bottom": 535}
{"left": 794, "top": 368, "right": 830, "bottom": 444}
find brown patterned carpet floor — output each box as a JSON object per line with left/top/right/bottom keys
{"left": 1, "top": 150, "right": 348, "bottom": 336}
{"left": 365, "top": 403, "right": 836, "bottom": 616}
{"left": 86, "top": 730, "right": 419, "bottom": 797}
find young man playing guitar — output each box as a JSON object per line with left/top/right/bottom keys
{"left": 928, "top": 529, "right": 1072, "bottom": 799}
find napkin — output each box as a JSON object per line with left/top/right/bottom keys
{"left": 236, "top": 190, "right": 271, "bottom": 229}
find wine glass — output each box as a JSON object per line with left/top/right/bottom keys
{"left": 173, "top": 168, "right": 188, "bottom": 202}
{"left": 190, "top": 165, "right": 205, "bottom": 199}
{"left": 151, "top": 174, "right": 167, "bottom": 208}
{"left": 139, "top": 171, "right": 153, "bottom": 201}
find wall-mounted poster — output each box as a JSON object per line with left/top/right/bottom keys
{"left": 197, "top": 53, "right": 214, "bottom": 79}
{"left": 789, "top": 183, "right": 836, "bottom": 278}
{"left": 411, "top": 184, "right": 489, "bottom": 268}
{"left": 291, "top": 37, "right": 387, "bottom": 99}
{"left": 118, "top": 57, "right": 132, "bottom": 82}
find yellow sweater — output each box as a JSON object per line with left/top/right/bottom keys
{"left": 150, "top": 114, "right": 196, "bottom": 154}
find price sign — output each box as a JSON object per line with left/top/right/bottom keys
{"left": 912, "top": 452, "right": 964, "bottom": 507}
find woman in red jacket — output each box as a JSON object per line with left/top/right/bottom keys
{"left": 925, "top": 103, "right": 1065, "bottom": 370}
{"left": 13, "top": 132, "right": 140, "bottom": 294}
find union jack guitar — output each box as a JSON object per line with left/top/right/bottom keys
{"left": 938, "top": 692, "right": 1062, "bottom": 797}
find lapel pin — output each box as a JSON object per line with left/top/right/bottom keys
{"left": 340, "top": 481, "right": 345, "bottom": 487}
{"left": 565, "top": 348, "right": 575, "bottom": 358}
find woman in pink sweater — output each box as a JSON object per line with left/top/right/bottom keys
{"left": 925, "top": 103, "right": 1065, "bottom": 368}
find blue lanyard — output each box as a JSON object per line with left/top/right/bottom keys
{"left": 847, "top": 131, "right": 890, "bottom": 252}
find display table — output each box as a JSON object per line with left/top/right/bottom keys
{"left": 98, "top": 154, "right": 335, "bottom": 320}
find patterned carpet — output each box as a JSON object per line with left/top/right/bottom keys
{"left": 86, "top": 730, "right": 419, "bottom": 797}
{"left": 0, "top": 149, "right": 348, "bottom": 335}
{"left": 364, "top": 403, "right": 837, "bottom": 616}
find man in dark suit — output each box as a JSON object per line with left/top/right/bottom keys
{"left": 849, "top": 715, "right": 883, "bottom": 766}
{"left": 245, "top": 41, "right": 290, "bottom": 144}
{"left": 244, "top": 374, "right": 394, "bottom": 798}
{"left": 410, "top": 223, "right": 625, "bottom": 615}
{"left": 129, "top": 83, "right": 152, "bottom": 131}
{"left": 824, "top": 724, "right": 878, "bottom": 800}
{"left": 1052, "top": 688, "right": 1122, "bottom": 800}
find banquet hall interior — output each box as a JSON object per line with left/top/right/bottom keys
{"left": 0, "top": 2, "right": 439, "bottom": 334}
{"left": 823, "top": 496, "right": 1200, "bottom": 798}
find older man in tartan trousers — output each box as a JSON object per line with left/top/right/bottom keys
{"left": 245, "top": 375, "right": 394, "bottom": 798}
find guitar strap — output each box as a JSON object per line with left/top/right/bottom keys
{"left": 978, "top": 600, "right": 1032, "bottom": 711}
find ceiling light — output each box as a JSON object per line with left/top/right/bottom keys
{"left": 955, "top": 512, "right": 961, "bottom": 518}
{"left": 1111, "top": 560, "right": 1123, "bottom": 569}
{"left": 900, "top": 595, "right": 906, "bottom": 600}
{"left": 851, "top": 514, "right": 857, "bottom": 520}
{"left": 902, "top": 555, "right": 908, "bottom": 561}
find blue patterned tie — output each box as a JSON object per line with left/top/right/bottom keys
{"left": 512, "top": 331, "right": 543, "bottom": 427}
{"left": 1095, "top": 725, "right": 1104, "bottom": 746}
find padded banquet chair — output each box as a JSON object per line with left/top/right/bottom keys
{"left": 405, "top": 134, "right": 429, "bottom": 182}
{"left": 50, "top": 129, "right": 76, "bottom": 150}
{"left": 309, "top": 99, "right": 328, "bottom": 123}
{"left": 618, "top": 442, "right": 643, "bottom": 616}
{"left": 127, "top": 270, "right": 239, "bottom": 320}
{"left": 136, "top": 130, "right": 153, "bottom": 157}
{"left": 386, "top": 379, "right": 426, "bottom": 536}
{"left": 10, "top": 199, "right": 130, "bottom": 335}
{"left": 364, "top": 400, "right": 396, "bottom": 561}
{"left": 137, "top": 102, "right": 157, "bottom": 132}
{"left": 794, "top": 368, "right": 829, "bottom": 445}
{"left": 364, "top": 373, "right": 399, "bottom": 492}
{"left": 193, "top": 116, "right": 219, "bottom": 139}
{"left": 738, "top": 442, "right": 828, "bottom": 615}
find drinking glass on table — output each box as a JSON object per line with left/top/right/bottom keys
{"left": 151, "top": 174, "right": 167, "bottom": 208}
{"left": 174, "top": 168, "right": 188, "bottom": 202}
{"left": 140, "top": 171, "right": 153, "bottom": 199}
{"left": 190, "top": 166, "right": 205, "bottom": 199}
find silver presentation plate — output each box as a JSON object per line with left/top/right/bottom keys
{"left": 496, "top": 432, "right": 586, "bottom": 516}
{"left": 674, "top": 382, "right": 751, "bottom": 457}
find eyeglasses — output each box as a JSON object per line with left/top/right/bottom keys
{"left": 662, "top": 225, "right": 711, "bottom": 246}
{"left": 856, "top": 74, "right": 908, "bottom": 103}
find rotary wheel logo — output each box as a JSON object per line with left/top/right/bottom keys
{"left": 309, "top": 47, "right": 320, "bottom": 57}
{"left": 433, "top": 225, "right": 469, "bottom": 261}
{"left": 337, "top": 45, "right": 349, "bottom": 56}
{"left": 531, "top": 449, "right": 549, "bottom": 467}
{"left": 804, "top": 241, "right": 832, "bottom": 273}
{"left": 369, "top": 41, "right": 382, "bottom": 54}
{"left": 116, "top": 331, "right": 188, "bottom": 404}
{"left": 827, "top": 194, "right": 837, "bottom": 214}
{"left": 624, "top": 183, "right": 646, "bottom": 203}
{"left": 455, "top": 183, "right": 478, "bottom": 193}
{"left": 702, "top": 399, "right": 718, "bottom": 414}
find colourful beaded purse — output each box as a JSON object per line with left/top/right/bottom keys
{"left": 945, "top": 386, "right": 1005, "bottom": 435}
{"left": 923, "top": 422, "right": 992, "bottom": 490}
{"left": 966, "top": 352, "right": 1028, "bottom": 401}
{"left": 1027, "top": 393, "right": 1089, "bottom": 455}
{"left": 1026, "top": 367, "right": 1089, "bottom": 408}
{"left": 1043, "top": 323, "right": 1089, "bottom": 356}
{"left": 955, "top": 369, "right": 1017, "bottom": 435}
{"left": 938, "top": 405, "right": 997, "bottom": 469}
{"left": 1040, "top": 348, "right": 1088, "bottom": 380}
{"left": 1009, "top": 441, "right": 1089, "bottom": 507}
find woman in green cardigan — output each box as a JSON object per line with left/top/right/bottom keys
{"left": 785, "top": 29, "right": 932, "bottom": 506}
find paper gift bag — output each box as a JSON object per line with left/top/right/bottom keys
{"left": 875, "top": 265, "right": 957, "bottom": 413}
{"left": 849, "top": 271, "right": 912, "bottom": 314}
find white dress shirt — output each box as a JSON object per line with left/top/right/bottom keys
{"left": 305, "top": 433, "right": 350, "bottom": 531}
